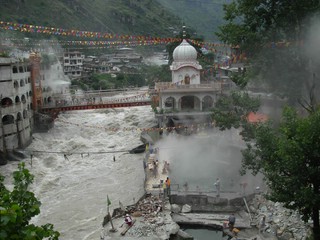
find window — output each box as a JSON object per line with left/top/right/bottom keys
{"left": 19, "top": 66, "right": 24, "bottom": 73}
{"left": 12, "top": 66, "right": 18, "bottom": 73}
{"left": 15, "top": 96, "right": 21, "bottom": 104}
{"left": 13, "top": 80, "right": 19, "bottom": 88}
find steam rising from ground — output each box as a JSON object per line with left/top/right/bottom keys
{"left": 156, "top": 128, "right": 265, "bottom": 193}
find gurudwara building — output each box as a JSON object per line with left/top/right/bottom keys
{"left": 153, "top": 36, "right": 225, "bottom": 131}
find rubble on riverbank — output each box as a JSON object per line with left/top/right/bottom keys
{"left": 100, "top": 194, "right": 179, "bottom": 240}
{"left": 248, "top": 194, "right": 313, "bottom": 240}
{"left": 101, "top": 192, "right": 313, "bottom": 240}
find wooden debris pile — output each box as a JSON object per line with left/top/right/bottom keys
{"left": 126, "top": 194, "right": 164, "bottom": 222}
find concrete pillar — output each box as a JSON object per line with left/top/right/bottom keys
{"left": 174, "top": 97, "right": 179, "bottom": 110}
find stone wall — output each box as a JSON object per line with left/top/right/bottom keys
{"left": 170, "top": 193, "right": 256, "bottom": 213}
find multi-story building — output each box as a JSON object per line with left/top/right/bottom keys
{"left": 63, "top": 51, "right": 84, "bottom": 78}
{"left": 0, "top": 52, "right": 69, "bottom": 164}
{"left": 0, "top": 57, "right": 33, "bottom": 154}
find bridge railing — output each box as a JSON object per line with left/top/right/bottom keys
{"left": 42, "top": 93, "right": 151, "bottom": 108}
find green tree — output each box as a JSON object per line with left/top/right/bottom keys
{"left": 142, "top": 65, "right": 171, "bottom": 86}
{"left": 241, "top": 107, "right": 320, "bottom": 239}
{"left": 216, "top": 0, "right": 320, "bottom": 103}
{"left": 211, "top": 91, "right": 260, "bottom": 138}
{"left": 0, "top": 162, "right": 60, "bottom": 240}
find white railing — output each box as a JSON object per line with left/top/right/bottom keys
{"left": 155, "top": 82, "right": 222, "bottom": 91}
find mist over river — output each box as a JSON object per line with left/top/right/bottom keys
{"left": 0, "top": 106, "right": 157, "bottom": 240}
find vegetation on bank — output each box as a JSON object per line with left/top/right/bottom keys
{"left": 0, "top": 163, "right": 60, "bottom": 240}
{"left": 214, "top": 0, "right": 320, "bottom": 238}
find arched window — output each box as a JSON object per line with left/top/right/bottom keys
{"left": 15, "top": 96, "right": 21, "bottom": 104}
{"left": 17, "top": 112, "right": 22, "bottom": 121}
{"left": 2, "top": 115, "right": 14, "bottom": 125}
{"left": 20, "top": 79, "right": 25, "bottom": 87}
{"left": 1, "top": 97, "right": 13, "bottom": 107}
{"left": 184, "top": 75, "right": 190, "bottom": 85}
{"left": 21, "top": 95, "right": 26, "bottom": 104}
{"left": 19, "top": 66, "right": 24, "bottom": 73}
{"left": 12, "top": 66, "right": 18, "bottom": 73}
{"left": 181, "top": 95, "right": 196, "bottom": 110}
{"left": 23, "top": 110, "right": 28, "bottom": 119}
{"left": 48, "top": 96, "right": 52, "bottom": 103}
{"left": 164, "top": 97, "right": 175, "bottom": 109}
{"left": 202, "top": 96, "right": 213, "bottom": 110}
{"left": 13, "top": 80, "right": 19, "bottom": 88}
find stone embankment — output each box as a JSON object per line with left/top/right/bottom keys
{"left": 101, "top": 193, "right": 313, "bottom": 240}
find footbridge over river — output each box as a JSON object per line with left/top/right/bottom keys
{"left": 39, "top": 88, "right": 153, "bottom": 116}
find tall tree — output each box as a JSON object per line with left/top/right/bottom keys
{"left": 0, "top": 163, "right": 60, "bottom": 239}
{"left": 241, "top": 107, "right": 320, "bottom": 238}
{"left": 216, "top": 0, "right": 320, "bottom": 104}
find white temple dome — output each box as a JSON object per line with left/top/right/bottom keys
{"left": 173, "top": 39, "right": 197, "bottom": 62}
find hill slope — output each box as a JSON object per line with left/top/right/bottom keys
{"left": 157, "top": 0, "right": 231, "bottom": 41}
{"left": 0, "top": 0, "right": 182, "bottom": 38}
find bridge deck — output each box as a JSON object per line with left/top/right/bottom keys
{"left": 40, "top": 101, "right": 151, "bottom": 113}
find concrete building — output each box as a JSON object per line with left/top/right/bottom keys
{"left": 0, "top": 57, "right": 33, "bottom": 152}
{"left": 0, "top": 52, "right": 69, "bottom": 162}
{"left": 153, "top": 37, "right": 228, "bottom": 129}
{"left": 63, "top": 51, "right": 84, "bottom": 78}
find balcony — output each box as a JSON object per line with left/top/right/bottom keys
{"left": 155, "top": 82, "right": 222, "bottom": 93}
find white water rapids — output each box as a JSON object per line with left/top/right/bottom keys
{"left": 0, "top": 103, "right": 264, "bottom": 240}
{"left": 0, "top": 106, "right": 156, "bottom": 240}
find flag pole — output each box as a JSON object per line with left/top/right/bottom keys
{"left": 107, "top": 195, "right": 116, "bottom": 232}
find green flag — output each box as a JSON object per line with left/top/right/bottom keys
{"left": 107, "top": 195, "right": 111, "bottom": 206}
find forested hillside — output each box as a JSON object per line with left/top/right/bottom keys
{"left": 157, "top": 0, "right": 232, "bottom": 41}
{"left": 0, "top": 0, "right": 182, "bottom": 38}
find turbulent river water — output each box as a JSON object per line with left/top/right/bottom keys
{"left": 0, "top": 106, "right": 156, "bottom": 240}
{"left": 0, "top": 102, "right": 264, "bottom": 240}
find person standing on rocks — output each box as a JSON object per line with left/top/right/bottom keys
{"left": 165, "top": 177, "right": 171, "bottom": 197}
{"left": 228, "top": 213, "right": 236, "bottom": 229}
{"left": 162, "top": 180, "right": 167, "bottom": 198}
{"left": 214, "top": 178, "right": 221, "bottom": 197}
{"left": 259, "top": 215, "right": 266, "bottom": 233}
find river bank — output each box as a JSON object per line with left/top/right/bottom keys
{"left": 101, "top": 128, "right": 313, "bottom": 240}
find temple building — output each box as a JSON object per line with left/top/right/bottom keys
{"left": 153, "top": 35, "right": 224, "bottom": 131}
